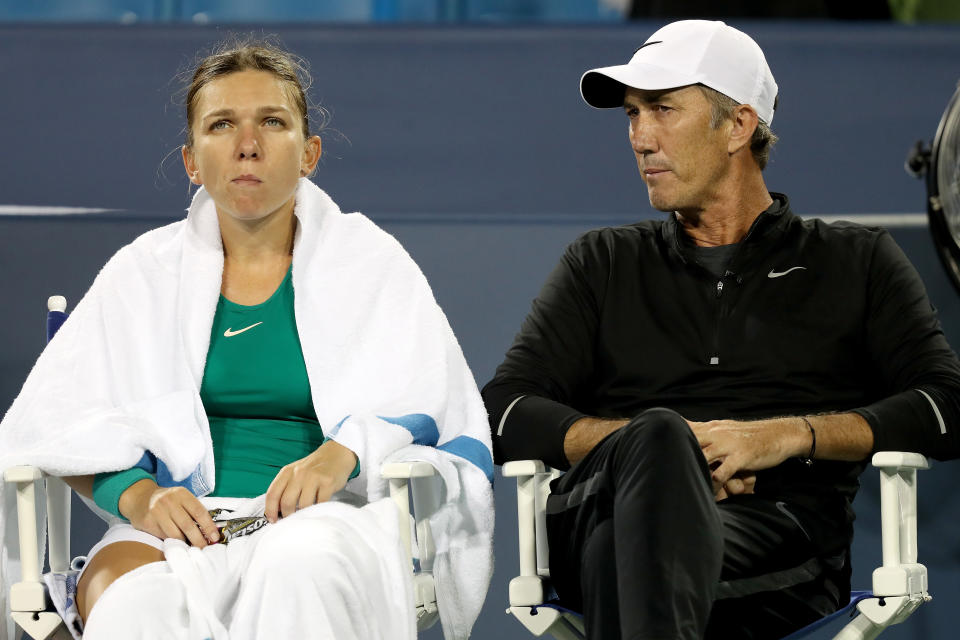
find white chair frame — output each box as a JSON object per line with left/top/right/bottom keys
{"left": 503, "top": 451, "right": 931, "bottom": 640}
{"left": 5, "top": 462, "right": 441, "bottom": 640}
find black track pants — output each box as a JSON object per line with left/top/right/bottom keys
{"left": 545, "top": 408, "right": 845, "bottom": 640}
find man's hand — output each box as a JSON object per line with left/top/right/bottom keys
{"left": 688, "top": 418, "right": 810, "bottom": 491}
{"left": 264, "top": 439, "right": 358, "bottom": 523}
{"left": 690, "top": 413, "right": 875, "bottom": 497}
{"left": 120, "top": 478, "right": 220, "bottom": 547}
{"left": 713, "top": 470, "right": 757, "bottom": 501}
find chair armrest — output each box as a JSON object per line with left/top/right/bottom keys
{"left": 4, "top": 465, "right": 47, "bottom": 612}
{"left": 503, "top": 459, "right": 562, "bottom": 607}
{"left": 46, "top": 475, "right": 72, "bottom": 573}
{"left": 502, "top": 460, "right": 546, "bottom": 478}
{"left": 380, "top": 463, "right": 439, "bottom": 571}
{"left": 381, "top": 462, "right": 440, "bottom": 629}
{"left": 4, "top": 465, "right": 74, "bottom": 614}
{"left": 870, "top": 451, "right": 929, "bottom": 598}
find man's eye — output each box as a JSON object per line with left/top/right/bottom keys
{"left": 655, "top": 105, "right": 672, "bottom": 113}
{"left": 210, "top": 120, "right": 230, "bottom": 130}
{"left": 625, "top": 108, "right": 639, "bottom": 118}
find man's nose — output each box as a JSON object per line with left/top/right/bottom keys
{"left": 629, "top": 115, "right": 656, "bottom": 155}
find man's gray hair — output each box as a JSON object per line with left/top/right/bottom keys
{"left": 698, "top": 86, "right": 778, "bottom": 170}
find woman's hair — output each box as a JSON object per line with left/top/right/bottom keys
{"left": 184, "top": 36, "right": 315, "bottom": 148}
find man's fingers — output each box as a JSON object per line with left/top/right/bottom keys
{"left": 725, "top": 478, "right": 745, "bottom": 494}
{"left": 701, "top": 442, "right": 724, "bottom": 466}
{"left": 688, "top": 422, "right": 711, "bottom": 447}
{"left": 711, "top": 457, "right": 740, "bottom": 487}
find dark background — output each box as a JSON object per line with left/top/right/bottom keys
{"left": 2, "top": 21, "right": 959, "bottom": 639}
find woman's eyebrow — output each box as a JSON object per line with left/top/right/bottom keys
{"left": 202, "top": 106, "right": 291, "bottom": 120}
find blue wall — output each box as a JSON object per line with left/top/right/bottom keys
{"left": 0, "top": 0, "right": 622, "bottom": 23}
{"left": 2, "top": 22, "right": 959, "bottom": 639}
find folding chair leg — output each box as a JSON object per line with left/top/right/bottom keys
{"left": 832, "top": 612, "right": 884, "bottom": 640}
{"left": 507, "top": 607, "right": 586, "bottom": 640}
{"left": 10, "top": 612, "right": 70, "bottom": 640}
{"left": 832, "top": 595, "right": 927, "bottom": 640}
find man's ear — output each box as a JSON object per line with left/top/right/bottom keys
{"left": 728, "top": 104, "right": 759, "bottom": 156}
{"left": 182, "top": 145, "right": 201, "bottom": 185}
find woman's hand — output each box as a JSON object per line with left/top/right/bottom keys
{"left": 119, "top": 478, "right": 220, "bottom": 547}
{"left": 265, "top": 440, "right": 358, "bottom": 523}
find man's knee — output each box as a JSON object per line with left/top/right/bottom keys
{"left": 617, "top": 407, "right": 698, "bottom": 455}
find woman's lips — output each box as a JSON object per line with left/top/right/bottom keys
{"left": 232, "top": 174, "right": 262, "bottom": 185}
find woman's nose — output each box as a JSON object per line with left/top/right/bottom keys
{"left": 237, "top": 126, "right": 260, "bottom": 159}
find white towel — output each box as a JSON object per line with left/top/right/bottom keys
{"left": 0, "top": 179, "right": 494, "bottom": 640}
{"left": 83, "top": 497, "right": 413, "bottom": 640}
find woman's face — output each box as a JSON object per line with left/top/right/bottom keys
{"left": 182, "top": 70, "right": 321, "bottom": 222}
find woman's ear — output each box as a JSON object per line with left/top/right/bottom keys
{"left": 182, "top": 145, "right": 202, "bottom": 185}
{"left": 301, "top": 135, "right": 322, "bottom": 176}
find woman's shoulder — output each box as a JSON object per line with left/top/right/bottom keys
{"left": 334, "top": 212, "right": 419, "bottom": 268}
{"left": 101, "top": 219, "right": 188, "bottom": 276}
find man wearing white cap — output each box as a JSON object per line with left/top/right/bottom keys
{"left": 483, "top": 19, "right": 960, "bottom": 639}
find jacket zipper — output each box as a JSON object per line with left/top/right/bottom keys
{"left": 710, "top": 278, "right": 725, "bottom": 365}
{"left": 672, "top": 207, "right": 775, "bottom": 366}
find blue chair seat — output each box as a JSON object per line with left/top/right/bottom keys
{"left": 527, "top": 590, "right": 877, "bottom": 639}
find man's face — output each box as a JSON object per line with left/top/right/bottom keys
{"left": 624, "top": 85, "right": 731, "bottom": 213}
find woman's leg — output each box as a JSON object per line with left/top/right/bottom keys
{"left": 228, "top": 503, "right": 415, "bottom": 640}
{"left": 76, "top": 541, "right": 165, "bottom": 624}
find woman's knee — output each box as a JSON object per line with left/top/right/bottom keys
{"left": 247, "top": 515, "right": 376, "bottom": 595}
{"left": 76, "top": 541, "right": 165, "bottom": 624}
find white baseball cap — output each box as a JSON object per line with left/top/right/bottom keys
{"left": 580, "top": 20, "right": 778, "bottom": 125}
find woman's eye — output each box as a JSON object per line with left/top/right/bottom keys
{"left": 210, "top": 120, "right": 230, "bottom": 130}
{"left": 264, "top": 117, "right": 284, "bottom": 127}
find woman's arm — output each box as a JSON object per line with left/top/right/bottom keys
{"left": 118, "top": 478, "right": 220, "bottom": 547}
{"left": 63, "top": 475, "right": 94, "bottom": 499}
{"left": 264, "top": 439, "right": 359, "bottom": 523}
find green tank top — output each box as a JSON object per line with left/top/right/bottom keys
{"left": 93, "top": 267, "right": 357, "bottom": 517}
{"left": 201, "top": 266, "right": 324, "bottom": 497}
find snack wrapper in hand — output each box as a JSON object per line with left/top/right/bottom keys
{"left": 207, "top": 508, "right": 269, "bottom": 544}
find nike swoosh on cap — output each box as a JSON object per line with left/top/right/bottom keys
{"left": 633, "top": 40, "right": 663, "bottom": 54}
{"left": 767, "top": 266, "right": 807, "bottom": 279}
{"left": 224, "top": 322, "right": 263, "bottom": 337}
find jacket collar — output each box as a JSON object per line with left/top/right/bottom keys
{"left": 660, "top": 192, "right": 794, "bottom": 270}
